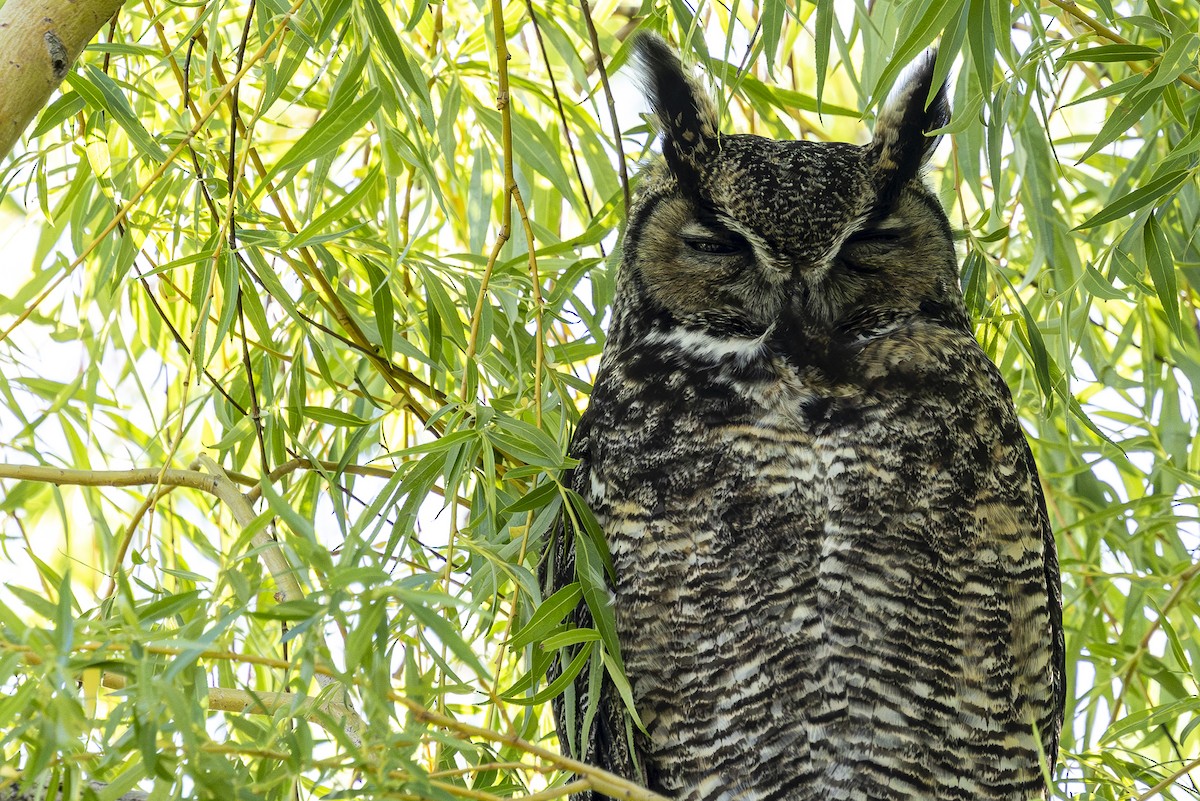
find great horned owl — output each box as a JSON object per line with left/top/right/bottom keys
{"left": 542, "top": 35, "right": 1065, "bottom": 800}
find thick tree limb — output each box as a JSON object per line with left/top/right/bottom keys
{"left": 0, "top": 0, "right": 125, "bottom": 160}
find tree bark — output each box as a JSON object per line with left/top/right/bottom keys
{"left": 0, "top": 0, "right": 125, "bottom": 161}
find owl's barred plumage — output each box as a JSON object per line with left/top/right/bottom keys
{"left": 542, "top": 35, "right": 1065, "bottom": 800}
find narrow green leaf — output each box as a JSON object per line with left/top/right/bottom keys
{"left": 504, "top": 640, "right": 593, "bottom": 705}
{"left": 31, "top": 93, "right": 86, "bottom": 138}
{"left": 501, "top": 480, "right": 561, "bottom": 515}
{"left": 1082, "top": 264, "right": 1129, "bottom": 301}
{"left": 491, "top": 415, "right": 564, "bottom": 468}
{"left": 541, "top": 628, "right": 603, "bottom": 651}
{"left": 870, "top": 0, "right": 961, "bottom": 107}
{"left": 210, "top": 251, "right": 240, "bottom": 361}
{"left": 361, "top": 0, "right": 435, "bottom": 130}
{"left": 364, "top": 256, "right": 395, "bottom": 357}
{"left": 272, "top": 88, "right": 381, "bottom": 177}
{"left": 601, "top": 648, "right": 645, "bottom": 730}
{"left": 401, "top": 595, "right": 492, "bottom": 681}
{"left": 1101, "top": 697, "right": 1200, "bottom": 744}
{"left": 761, "top": 0, "right": 786, "bottom": 76}
{"left": 508, "top": 582, "right": 582, "bottom": 651}
{"left": 814, "top": 0, "right": 833, "bottom": 109}
{"left": 1075, "top": 170, "right": 1188, "bottom": 229}
{"left": 287, "top": 165, "right": 382, "bottom": 249}
{"left": 1057, "top": 44, "right": 1160, "bottom": 63}
{"left": 259, "top": 478, "right": 316, "bottom": 542}
{"left": 1017, "top": 298, "right": 1052, "bottom": 398}
{"left": 302, "top": 406, "right": 372, "bottom": 427}
{"left": 709, "top": 60, "right": 859, "bottom": 117}
{"left": 55, "top": 571, "right": 74, "bottom": 653}
{"left": 1142, "top": 33, "right": 1200, "bottom": 93}
{"left": 68, "top": 66, "right": 165, "bottom": 162}
{"left": 574, "top": 526, "right": 621, "bottom": 672}
{"left": 137, "top": 590, "right": 205, "bottom": 624}
{"left": 966, "top": 0, "right": 995, "bottom": 98}
{"left": 1143, "top": 213, "right": 1182, "bottom": 338}
{"left": 1076, "top": 81, "right": 1164, "bottom": 163}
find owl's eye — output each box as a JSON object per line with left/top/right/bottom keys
{"left": 838, "top": 228, "right": 904, "bottom": 273}
{"left": 683, "top": 234, "right": 747, "bottom": 255}
{"left": 843, "top": 228, "right": 904, "bottom": 248}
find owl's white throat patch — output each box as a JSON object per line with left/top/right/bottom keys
{"left": 646, "top": 325, "right": 772, "bottom": 364}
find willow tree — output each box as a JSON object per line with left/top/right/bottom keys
{"left": 0, "top": 1, "right": 1197, "bottom": 799}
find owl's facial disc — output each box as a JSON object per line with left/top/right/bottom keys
{"left": 628, "top": 34, "right": 959, "bottom": 336}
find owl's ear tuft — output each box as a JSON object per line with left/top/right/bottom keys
{"left": 870, "top": 49, "right": 950, "bottom": 199}
{"left": 634, "top": 33, "right": 719, "bottom": 190}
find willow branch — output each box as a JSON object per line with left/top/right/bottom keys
{"left": 579, "top": 0, "right": 630, "bottom": 214}
{"left": 1135, "top": 753, "right": 1200, "bottom": 801}
{"left": 0, "top": 0, "right": 126, "bottom": 160}
{"left": 1045, "top": 0, "right": 1200, "bottom": 92}
{"left": 0, "top": 463, "right": 219, "bottom": 493}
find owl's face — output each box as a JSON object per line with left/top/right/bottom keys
{"left": 614, "top": 37, "right": 966, "bottom": 352}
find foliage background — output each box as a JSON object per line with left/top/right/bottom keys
{"left": 0, "top": 0, "right": 1198, "bottom": 798}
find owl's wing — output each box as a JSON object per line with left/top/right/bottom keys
{"left": 539, "top": 411, "right": 646, "bottom": 800}
{"left": 1022, "top": 440, "right": 1067, "bottom": 760}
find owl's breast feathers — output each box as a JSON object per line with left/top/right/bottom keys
{"left": 563, "top": 314, "right": 1064, "bottom": 800}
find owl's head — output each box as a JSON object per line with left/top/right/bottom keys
{"left": 612, "top": 35, "right": 966, "bottom": 356}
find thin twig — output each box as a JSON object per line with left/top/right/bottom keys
{"left": 525, "top": 0, "right": 594, "bottom": 220}
{"left": 0, "top": 463, "right": 220, "bottom": 492}
{"left": 464, "top": 0, "right": 518, "bottom": 401}
{"left": 579, "top": 0, "right": 630, "bottom": 214}
{"left": 1135, "top": 754, "right": 1200, "bottom": 801}
{"left": 98, "top": 484, "right": 177, "bottom": 601}
{"left": 227, "top": 0, "right": 269, "bottom": 478}
{"left": 467, "top": 0, "right": 547, "bottom": 424}
{"left": 1109, "top": 557, "right": 1200, "bottom": 721}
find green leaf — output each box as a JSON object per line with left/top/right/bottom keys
{"left": 1017, "top": 297, "right": 1052, "bottom": 399}
{"left": 1082, "top": 264, "right": 1129, "bottom": 301}
{"left": 398, "top": 590, "right": 492, "bottom": 681}
{"left": 31, "top": 92, "right": 86, "bottom": 138}
{"left": 541, "top": 628, "right": 602, "bottom": 650}
{"left": 760, "top": 0, "right": 786, "bottom": 77}
{"left": 68, "top": 65, "right": 166, "bottom": 163}
{"left": 573, "top": 525, "right": 622, "bottom": 674}
{"left": 1143, "top": 213, "right": 1182, "bottom": 338}
{"left": 1142, "top": 33, "right": 1200, "bottom": 93}
{"left": 813, "top": 0, "right": 833, "bottom": 109}
{"left": 1057, "top": 44, "right": 1160, "bottom": 63}
{"left": 501, "top": 479, "right": 561, "bottom": 515}
{"left": 489, "top": 414, "right": 566, "bottom": 469}
{"left": 870, "top": 0, "right": 963, "bottom": 107}
{"left": 287, "top": 165, "right": 382, "bottom": 249}
{"left": 502, "top": 640, "right": 592, "bottom": 705}
{"left": 1075, "top": 170, "right": 1189, "bottom": 229}
{"left": 271, "top": 88, "right": 381, "bottom": 178}
{"left": 258, "top": 478, "right": 315, "bottom": 542}
{"left": 302, "top": 406, "right": 373, "bottom": 426}
{"left": 507, "top": 582, "right": 582, "bottom": 651}
{"left": 601, "top": 647, "right": 645, "bottom": 730}
{"left": 54, "top": 571, "right": 74, "bottom": 653}
{"left": 361, "top": 0, "right": 436, "bottom": 131}
{"left": 1075, "top": 80, "right": 1164, "bottom": 164}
